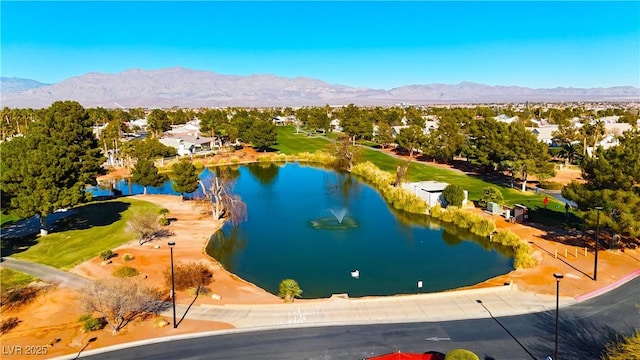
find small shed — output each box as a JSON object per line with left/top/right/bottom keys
{"left": 402, "top": 181, "right": 468, "bottom": 208}
{"left": 513, "top": 204, "right": 528, "bottom": 223}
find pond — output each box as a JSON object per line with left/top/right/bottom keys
{"left": 90, "top": 162, "right": 513, "bottom": 298}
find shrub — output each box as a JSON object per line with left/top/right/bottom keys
{"left": 100, "top": 250, "right": 115, "bottom": 261}
{"left": 604, "top": 330, "right": 640, "bottom": 360}
{"left": 445, "top": 348, "right": 480, "bottom": 360}
{"left": 513, "top": 243, "right": 537, "bottom": 269}
{"left": 78, "top": 314, "right": 106, "bottom": 332}
{"left": 112, "top": 266, "right": 140, "bottom": 278}
{"left": 478, "top": 186, "right": 504, "bottom": 208}
{"left": 122, "top": 253, "right": 134, "bottom": 261}
{"left": 158, "top": 217, "right": 169, "bottom": 226}
{"left": 164, "top": 262, "right": 213, "bottom": 292}
{"left": 278, "top": 279, "right": 303, "bottom": 303}
{"left": 470, "top": 217, "right": 497, "bottom": 237}
{"left": 443, "top": 184, "right": 465, "bottom": 207}
{"left": 490, "top": 230, "right": 538, "bottom": 269}
{"left": 127, "top": 213, "right": 160, "bottom": 245}
{"left": 430, "top": 204, "right": 443, "bottom": 218}
{"left": 490, "top": 230, "right": 521, "bottom": 247}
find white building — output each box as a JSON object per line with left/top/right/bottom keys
{"left": 402, "top": 180, "right": 468, "bottom": 207}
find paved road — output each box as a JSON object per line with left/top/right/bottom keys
{"left": 56, "top": 276, "right": 640, "bottom": 360}
{"left": 0, "top": 257, "right": 90, "bottom": 290}
{"left": 5, "top": 257, "right": 638, "bottom": 359}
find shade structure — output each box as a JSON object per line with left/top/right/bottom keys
{"left": 366, "top": 351, "right": 445, "bottom": 360}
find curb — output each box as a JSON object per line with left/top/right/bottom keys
{"left": 574, "top": 268, "right": 640, "bottom": 302}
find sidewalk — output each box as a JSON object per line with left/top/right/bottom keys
{"left": 170, "top": 284, "right": 568, "bottom": 329}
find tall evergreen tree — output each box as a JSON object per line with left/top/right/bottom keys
{"left": 170, "top": 160, "right": 199, "bottom": 200}
{"left": 0, "top": 101, "right": 105, "bottom": 233}
{"left": 131, "top": 159, "right": 167, "bottom": 195}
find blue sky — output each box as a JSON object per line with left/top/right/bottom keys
{"left": 1, "top": 1, "right": 639, "bottom": 89}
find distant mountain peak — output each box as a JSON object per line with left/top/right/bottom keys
{"left": 1, "top": 68, "right": 638, "bottom": 108}
{"left": 1, "top": 77, "right": 51, "bottom": 93}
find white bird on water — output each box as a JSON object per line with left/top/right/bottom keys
{"left": 351, "top": 270, "right": 360, "bottom": 278}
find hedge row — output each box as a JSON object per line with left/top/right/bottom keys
{"left": 429, "top": 204, "right": 496, "bottom": 238}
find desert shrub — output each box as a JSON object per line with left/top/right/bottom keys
{"left": 445, "top": 348, "right": 480, "bottom": 360}
{"left": 164, "top": 262, "right": 213, "bottom": 293}
{"left": 78, "top": 314, "right": 106, "bottom": 332}
{"left": 158, "top": 217, "right": 169, "bottom": 226}
{"left": 81, "top": 278, "right": 164, "bottom": 334}
{"left": 100, "top": 250, "right": 115, "bottom": 261}
{"left": 539, "top": 181, "right": 564, "bottom": 190}
{"left": 478, "top": 186, "right": 504, "bottom": 208}
{"left": 122, "top": 253, "right": 134, "bottom": 261}
{"left": 603, "top": 330, "right": 640, "bottom": 360}
{"left": 127, "top": 213, "right": 160, "bottom": 245}
{"left": 112, "top": 266, "right": 140, "bottom": 278}
{"left": 0, "top": 317, "right": 21, "bottom": 334}
{"left": 278, "top": 278, "right": 303, "bottom": 303}
{"left": 443, "top": 184, "right": 465, "bottom": 207}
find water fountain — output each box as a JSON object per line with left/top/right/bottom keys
{"left": 329, "top": 208, "right": 347, "bottom": 224}
{"left": 309, "top": 208, "right": 358, "bottom": 230}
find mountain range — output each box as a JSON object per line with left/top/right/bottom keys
{"left": 1, "top": 67, "right": 638, "bottom": 108}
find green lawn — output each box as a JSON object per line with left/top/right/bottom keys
{"left": 273, "top": 129, "right": 575, "bottom": 227}
{"left": 273, "top": 126, "right": 333, "bottom": 154}
{"left": 10, "top": 198, "right": 161, "bottom": 270}
{"left": 1, "top": 212, "right": 20, "bottom": 227}
{"left": 1, "top": 268, "right": 38, "bottom": 291}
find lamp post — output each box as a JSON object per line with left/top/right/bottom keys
{"left": 168, "top": 241, "right": 176, "bottom": 329}
{"left": 553, "top": 273, "right": 564, "bottom": 360}
{"left": 593, "top": 206, "right": 603, "bottom": 281}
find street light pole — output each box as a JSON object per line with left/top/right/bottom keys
{"left": 168, "top": 241, "right": 177, "bottom": 329}
{"left": 594, "top": 206, "right": 603, "bottom": 281}
{"left": 553, "top": 273, "right": 563, "bottom": 360}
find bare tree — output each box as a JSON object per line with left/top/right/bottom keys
{"left": 394, "top": 159, "right": 412, "bottom": 187}
{"left": 199, "top": 170, "right": 247, "bottom": 227}
{"left": 333, "top": 136, "right": 358, "bottom": 172}
{"left": 81, "top": 278, "right": 164, "bottom": 334}
{"left": 127, "top": 213, "right": 160, "bottom": 245}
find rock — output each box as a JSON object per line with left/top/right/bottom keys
{"left": 211, "top": 293, "right": 222, "bottom": 300}
{"left": 154, "top": 245, "right": 161, "bottom": 249}
{"left": 153, "top": 318, "right": 170, "bottom": 328}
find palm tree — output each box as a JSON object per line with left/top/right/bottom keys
{"left": 278, "top": 279, "right": 303, "bottom": 303}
